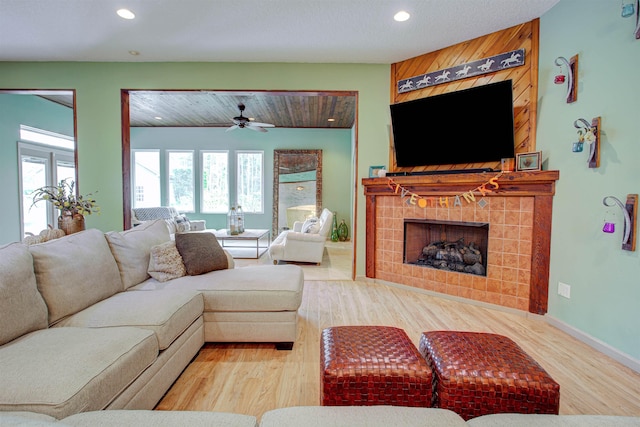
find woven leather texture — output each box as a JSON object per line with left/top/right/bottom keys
{"left": 321, "top": 326, "right": 432, "bottom": 407}
{"left": 419, "top": 331, "right": 560, "bottom": 421}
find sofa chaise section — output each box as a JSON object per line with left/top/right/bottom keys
{"left": 131, "top": 264, "right": 304, "bottom": 349}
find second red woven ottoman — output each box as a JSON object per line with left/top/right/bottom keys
{"left": 419, "top": 331, "right": 560, "bottom": 420}
{"left": 321, "top": 326, "right": 433, "bottom": 407}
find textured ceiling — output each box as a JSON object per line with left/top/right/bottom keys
{"left": 0, "top": 0, "right": 559, "bottom": 63}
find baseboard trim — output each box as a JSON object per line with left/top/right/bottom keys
{"left": 545, "top": 315, "right": 640, "bottom": 374}
{"left": 359, "top": 276, "right": 640, "bottom": 374}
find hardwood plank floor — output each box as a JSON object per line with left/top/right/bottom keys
{"left": 157, "top": 245, "right": 640, "bottom": 419}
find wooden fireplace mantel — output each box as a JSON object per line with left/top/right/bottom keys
{"left": 362, "top": 170, "right": 560, "bottom": 314}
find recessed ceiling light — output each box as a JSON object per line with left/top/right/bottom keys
{"left": 117, "top": 8, "right": 135, "bottom": 20}
{"left": 327, "top": 118, "right": 336, "bottom": 122}
{"left": 154, "top": 116, "right": 163, "bottom": 120}
{"left": 128, "top": 50, "right": 140, "bottom": 56}
{"left": 394, "top": 11, "right": 410, "bottom": 22}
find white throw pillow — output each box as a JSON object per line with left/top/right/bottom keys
{"left": 302, "top": 217, "right": 320, "bottom": 234}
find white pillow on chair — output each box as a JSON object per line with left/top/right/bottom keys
{"left": 302, "top": 217, "right": 320, "bottom": 234}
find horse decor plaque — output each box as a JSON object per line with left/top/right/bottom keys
{"left": 397, "top": 48, "right": 526, "bottom": 94}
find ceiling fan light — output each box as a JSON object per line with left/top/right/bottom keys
{"left": 394, "top": 10, "right": 410, "bottom": 22}
{"left": 117, "top": 8, "right": 136, "bottom": 20}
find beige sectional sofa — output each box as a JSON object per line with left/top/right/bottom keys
{"left": 2, "top": 406, "right": 639, "bottom": 426}
{"left": 0, "top": 220, "right": 303, "bottom": 420}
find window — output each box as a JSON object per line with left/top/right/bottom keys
{"left": 236, "top": 151, "right": 263, "bottom": 213}
{"left": 18, "top": 126, "right": 75, "bottom": 237}
{"left": 167, "top": 151, "right": 194, "bottom": 213}
{"left": 132, "top": 150, "right": 161, "bottom": 208}
{"left": 201, "top": 151, "right": 229, "bottom": 213}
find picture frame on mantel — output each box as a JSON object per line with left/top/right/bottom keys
{"left": 369, "top": 165, "right": 386, "bottom": 178}
{"left": 516, "top": 152, "right": 542, "bottom": 171}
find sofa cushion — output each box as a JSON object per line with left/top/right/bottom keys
{"left": 54, "top": 289, "right": 203, "bottom": 350}
{"left": 29, "top": 229, "right": 123, "bottom": 326}
{"left": 0, "top": 327, "right": 158, "bottom": 419}
{"left": 62, "top": 410, "right": 257, "bottom": 427}
{"left": 260, "top": 406, "right": 467, "bottom": 427}
{"left": 0, "top": 412, "right": 59, "bottom": 426}
{"left": 148, "top": 240, "right": 187, "bottom": 282}
{"left": 106, "top": 219, "right": 171, "bottom": 289}
{"left": 131, "top": 264, "right": 304, "bottom": 313}
{"left": 175, "top": 232, "right": 228, "bottom": 275}
{"left": 467, "top": 413, "right": 640, "bottom": 426}
{"left": 0, "top": 243, "right": 49, "bottom": 346}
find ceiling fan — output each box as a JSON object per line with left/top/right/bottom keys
{"left": 226, "top": 103, "right": 275, "bottom": 133}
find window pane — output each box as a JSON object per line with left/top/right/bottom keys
{"left": 21, "top": 156, "right": 49, "bottom": 236}
{"left": 236, "top": 151, "right": 263, "bottom": 213}
{"left": 168, "top": 151, "right": 194, "bottom": 212}
{"left": 132, "top": 150, "right": 161, "bottom": 208}
{"left": 202, "top": 151, "right": 229, "bottom": 213}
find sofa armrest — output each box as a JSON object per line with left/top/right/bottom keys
{"left": 285, "top": 231, "right": 326, "bottom": 243}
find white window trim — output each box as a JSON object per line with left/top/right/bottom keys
{"left": 131, "top": 149, "right": 161, "bottom": 209}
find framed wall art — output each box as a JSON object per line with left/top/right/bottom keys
{"left": 516, "top": 152, "right": 542, "bottom": 171}
{"left": 369, "top": 166, "right": 386, "bottom": 178}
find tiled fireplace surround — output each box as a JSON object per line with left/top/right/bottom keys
{"left": 362, "top": 171, "right": 560, "bottom": 314}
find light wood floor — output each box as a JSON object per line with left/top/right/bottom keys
{"left": 156, "top": 243, "right": 640, "bottom": 419}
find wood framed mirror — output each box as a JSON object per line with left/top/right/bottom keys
{"left": 272, "top": 149, "right": 322, "bottom": 238}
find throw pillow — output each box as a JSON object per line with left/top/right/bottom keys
{"left": 148, "top": 241, "right": 187, "bottom": 282}
{"left": 302, "top": 217, "right": 320, "bottom": 234}
{"left": 174, "top": 232, "right": 228, "bottom": 275}
{"left": 174, "top": 214, "right": 191, "bottom": 233}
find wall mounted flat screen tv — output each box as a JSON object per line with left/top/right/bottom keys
{"left": 390, "top": 80, "right": 515, "bottom": 168}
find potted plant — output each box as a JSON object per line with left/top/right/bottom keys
{"left": 31, "top": 178, "right": 99, "bottom": 235}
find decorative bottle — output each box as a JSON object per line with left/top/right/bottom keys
{"left": 228, "top": 207, "right": 239, "bottom": 235}
{"left": 337, "top": 219, "right": 348, "bottom": 241}
{"left": 331, "top": 212, "right": 339, "bottom": 242}
{"left": 236, "top": 205, "right": 245, "bottom": 233}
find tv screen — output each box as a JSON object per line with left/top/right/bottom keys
{"left": 390, "top": 80, "right": 515, "bottom": 168}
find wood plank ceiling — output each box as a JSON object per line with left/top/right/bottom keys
{"left": 41, "top": 91, "right": 356, "bottom": 129}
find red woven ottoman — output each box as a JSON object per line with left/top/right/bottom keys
{"left": 321, "top": 326, "right": 432, "bottom": 407}
{"left": 419, "top": 331, "right": 560, "bottom": 420}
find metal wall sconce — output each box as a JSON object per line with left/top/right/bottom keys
{"left": 573, "top": 117, "right": 601, "bottom": 168}
{"left": 554, "top": 55, "right": 578, "bottom": 103}
{"left": 603, "top": 194, "right": 638, "bottom": 251}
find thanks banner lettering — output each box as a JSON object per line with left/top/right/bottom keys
{"left": 387, "top": 174, "right": 502, "bottom": 208}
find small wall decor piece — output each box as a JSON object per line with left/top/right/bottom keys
{"left": 369, "top": 166, "right": 386, "bottom": 178}
{"left": 574, "top": 117, "right": 601, "bottom": 168}
{"left": 602, "top": 194, "right": 638, "bottom": 251}
{"left": 554, "top": 55, "right": 579, "bottom": 103}
{"left": 397, "top": 48, "right": 525, "bottom": 94}
{"left": 516, "top": 152, "right": 542, "bottom": 171}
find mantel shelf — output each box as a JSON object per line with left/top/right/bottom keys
{"left": 362, "top": 170, "right": 560, "bottom": 197}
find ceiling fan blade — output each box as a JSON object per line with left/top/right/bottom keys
{"left": 249, "top": 122, "right": 275, "bottom": 128}
{"left": 226, "top": 125, "right": 239, "bottom": 132}
{"left": 247, "top": 125, "right": 268, "bottom": 133}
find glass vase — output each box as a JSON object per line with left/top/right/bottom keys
{"left": 331, "top": 212, "right": 339, "bottom": 242}
{"left": 337, "top": 219, "right": 348, "bottom": 241}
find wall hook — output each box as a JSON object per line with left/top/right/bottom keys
{"left": 554, "top": 55, "right": 578, "bottom": 103}
{"left": 602, "top": 194, "right": 638, "bottom": 251}
{"left": 574, "top": 117, "right": 601, "bottom": 167}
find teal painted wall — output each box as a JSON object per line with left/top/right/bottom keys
{"left": 131, "top": 126, "right": 353, "bottom": 231}
{"left": 0, "top": 62, "right": 390, "bottom": 277}
{"left": 0, "top": 94, "right": 74, "bottom": 244}
{"left": 538, "top": 0, "right": 640, "bottom": 359}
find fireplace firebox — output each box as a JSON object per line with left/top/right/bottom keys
{"left": 404, "top": 220, "right": 489, "bottom": 276}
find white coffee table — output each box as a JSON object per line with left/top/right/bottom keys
{"left": 211, "top": 228, "right": 271, "bottom": 259}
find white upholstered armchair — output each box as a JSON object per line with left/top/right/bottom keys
{"left": 269, "top": 208, "right": 333, "bottom": 264}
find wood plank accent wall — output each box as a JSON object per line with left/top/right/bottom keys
{"left": 389, "top": 20, "right": 540, "bottom": 173}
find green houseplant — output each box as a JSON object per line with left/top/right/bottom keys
{"left": 31, "top": 178, "right": 99, "bottom": 235}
